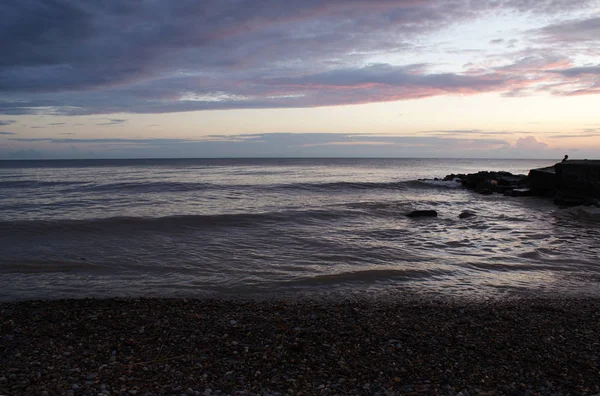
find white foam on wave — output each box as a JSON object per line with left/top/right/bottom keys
{"left": 419, "top": 178, "right": 463, "bottom": 188}
{"left": 559, "top": 205, "right": 600, "bottom": 221}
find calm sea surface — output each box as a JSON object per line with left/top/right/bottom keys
{"left": 1, "top": 158, "right": 598, "bottom": 301}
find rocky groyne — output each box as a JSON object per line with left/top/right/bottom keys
{"left": 441, "top": 160, "right": 600, "bottom": 207}
{"left": 441, "top": 170, "right": 530, "bottom": 197}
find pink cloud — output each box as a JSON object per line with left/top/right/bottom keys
{"left": 515, "top": 136, "right": 549, "bottom": 150}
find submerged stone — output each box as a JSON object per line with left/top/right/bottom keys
{"left": 406, "top": 210, "right": 438, "bottom": 218}
{"left": 458, "top": 211, "right": 476, "bottom": 219}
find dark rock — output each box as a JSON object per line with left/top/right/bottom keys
{"left": 458, "top": 211, "right": 476, "bottom": 219}
{"left": 553, "top": 193, "right": 588, "bottom": 206}
{"left": 474, "top": 180, "right": 494, "bottom": 193}
{"left": 554, "top": 160, "right": 600, "bottom": 205}
{"left": 528, "top": 166, "right": 556, "bottom": 196}
{"left": 442, "top": 160, "right": 600, "bottom": 206}
{"left": 474, "top": 180, "right": 494, "bottom": 195}
{"left": 406, "top": 210, "right": 437, "bottom": 218}
{"left": 441, "top": 170, "right": 531, "bottom": 198}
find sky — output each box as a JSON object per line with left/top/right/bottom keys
{"left": 0, "top": 0, "right": 599, "bottom": 159}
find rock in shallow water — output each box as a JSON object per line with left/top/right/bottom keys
{"left": 406, "top": 210, "right": 438, "bottom": 218}
{"left": 459, "top": 210, "right": 476, "bottom": 219}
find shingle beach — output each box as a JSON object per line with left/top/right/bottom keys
{"left": 1, "top": 297, "right": 600, "bottom": 395}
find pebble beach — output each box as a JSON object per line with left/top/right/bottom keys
{"left": 1, "top": 297, "right": 600, "bottom": 395}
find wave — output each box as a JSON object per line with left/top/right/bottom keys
{"left": 556, "top": 206, "right": 600, "bottom": 223}
{"left": 279, "top": 180, "right": 409, "bottom": 191}
{"left": 71, "top": 181, "right": 216, "bottom": 193}
{"left": 287, "top": 268, "right": 454, "bottom": 286}
{"left": 0, "top": 180, "right": 89, "bottom": 189}
{"left": 276, "top": 179, "right": 462, "bottom": 192}
{"left": 0, "top": 259, "right": 112, "bottom": 274}
{"left": 70, "top": 180, "right": 410, "bottom": 194}
{"left": 48, "top": 178, "right": 458, "bottom": 195}
{"left": 0, "top": 209, "right": 354, "bottom": 235}
{"left": 414, "top": 178, "right": 463, "bottom": 189}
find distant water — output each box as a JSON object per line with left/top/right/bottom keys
{"left": 1, "top": 158, "right": 599, "bottom": 301}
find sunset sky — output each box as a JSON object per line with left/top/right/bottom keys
{"left": 1, "top": 0, "right": 599, "bottom": 159}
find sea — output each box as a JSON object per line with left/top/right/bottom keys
{"left": 1, "top": 158, "right": 599, "bottom": 302}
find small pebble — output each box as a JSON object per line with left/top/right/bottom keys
{"left": 1, "top": 297, "right": 599, "bottom": 396}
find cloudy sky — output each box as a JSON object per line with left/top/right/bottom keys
{"left": 1, "top": 0, "right": 599, "bottom": 159}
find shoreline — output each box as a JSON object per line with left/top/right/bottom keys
{"left": 2, "top": 296, "right": 600, "bottom": 395}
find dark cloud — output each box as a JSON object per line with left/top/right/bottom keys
{"left": 549, "top": 65, "right": 600, "bottom": 77}
{"left": 535, "top": 16, "right": 600, "bottom": 43}
{"left": 426, "top": 129, "right": 485, "bottom": 134}
{"left": 0, "top": 0, "right": 598, "bottom": 115}
{"left": 0, "top": 131, "right": 16, "bottom": 135}
{"left": 494, "top": 54, "right": 570, "bottom": 73}
{"left": 9, "top": 132, "right": 510, "bottom": 146}
{"left": 489, "top": 39, "right": 504, "bottom": 45}
{"left": 49, "top": 122, "right": 66, "bottom": 125}
{"left": 550, "top": 133, "right": 600, "bottom": 138}
{"left": 1, "top": 148, "right": 45, "bottom": 159}
{"left": 470, "top": 52, "right": 600, "bottom": 97}
{"left": 9, "top": 137, "right": 184, "bottom": 144}
{"left": 0, "top": 1, "right": 469, "bottom": 93}
{"left": 268, "top": 63, "right": 508, "bottom": 90}
{"left": 502, "top": 0, "right": 598, "bottom": 13}
{"left": 542, "top": 64, "right": 600, "bottom": 96}
{"left": 0, "top": 1, "right": 92, "bottom": 68}
{"left": 96, "top": 118, "right": 127, "bottom": 126}
{"left": 0, "top": 63, "right": 528, "bottom": 115}
{"left": 0, "top": 99, "right": 65, "bottom": 115}
{"left": 6, "top": 133, "right": 510, "bottom": 158}
{"left": 0, "top": 120, "right": 16, "bottom": 126}
{"left": 9, "top": 131, "right": 600, "bottom": 159}
{"left": 422, "top": 129, "right": 513, "bottom": 136}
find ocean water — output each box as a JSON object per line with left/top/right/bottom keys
{"left": 1, "top": 158, "right": 599, "bottom": 301}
